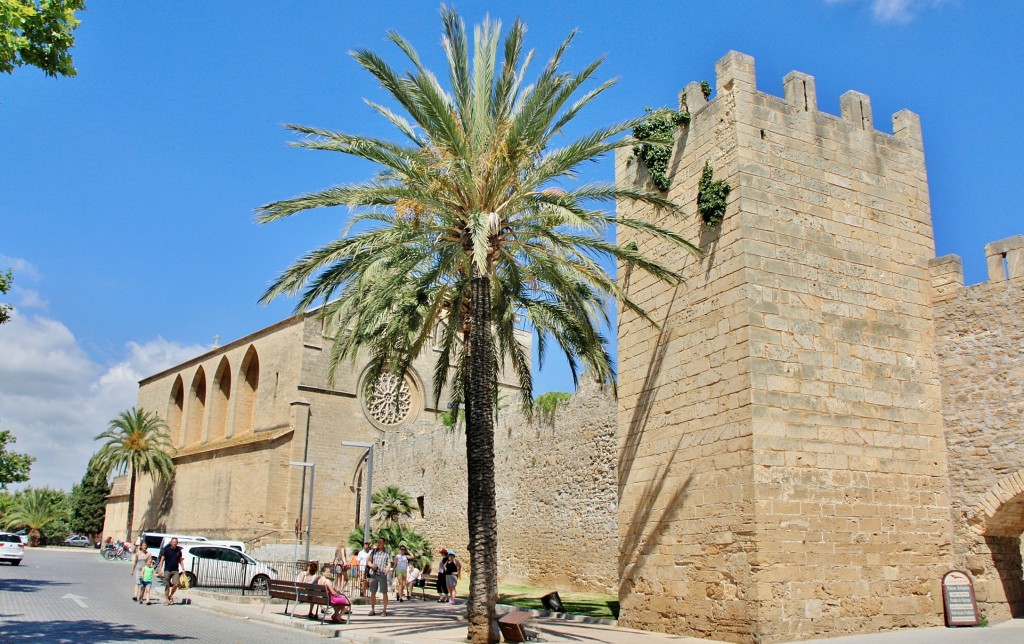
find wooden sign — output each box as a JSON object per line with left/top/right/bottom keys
{"left": 942, "top": 570, "right": 979, "bottom": 627}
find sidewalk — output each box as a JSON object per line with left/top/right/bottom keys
{"left": 185, "top": 590, "right": 724, "bottom": 643}
{"left": 184, "top": 589, "right": 1024, "bottom": 644}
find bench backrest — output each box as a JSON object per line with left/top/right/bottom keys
{"left": 267, "top": 580, "right": 329, "bottom": 602}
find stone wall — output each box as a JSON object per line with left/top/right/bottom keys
{"left": 373, "top": 379, "right": 618, "bottom": 592}
{"left": 932, "top": 236, "right": 1024, "bottom": 621}
{"left": 616, "top": 51, "right": 954, "bottom": 643}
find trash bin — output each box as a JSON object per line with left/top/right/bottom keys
{"left": 541, "top": 590, "right": 564, "bottom": 612}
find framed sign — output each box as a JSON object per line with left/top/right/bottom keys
{"left": 942, "top": 570, "right": 979, "bottom": 627}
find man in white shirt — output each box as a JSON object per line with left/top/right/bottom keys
{"left": 357, "top": 541, "right": 372, "bottom": 597}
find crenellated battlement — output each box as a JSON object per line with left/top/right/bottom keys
{"left": 684, "top": 50, "right": 923, "bottom": 148}
{"left": 931, "top": 235, "right": 1024, "bottom": 302}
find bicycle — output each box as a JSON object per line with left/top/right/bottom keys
{"left": 102, "top": 541, "right": 131, "bottom": 561}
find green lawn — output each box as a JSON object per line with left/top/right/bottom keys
{"left": 457, "top": 584, "right": 619, "bottom": 620}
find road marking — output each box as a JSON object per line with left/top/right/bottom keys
{"left": 62, "top": 593, "right": 89, "bottom": 608}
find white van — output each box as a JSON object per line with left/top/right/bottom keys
{"left": 162, "top": 535, "right": 245, "bottom": 553}
{"left": 177, "top": 542, "right": 276, "bottom": 591}
{"left": 140, "top": 532, "right": 207, "bottom": 550}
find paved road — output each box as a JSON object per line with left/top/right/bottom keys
{"left": 0, "top": 548, "right": 322, "bottom": 643}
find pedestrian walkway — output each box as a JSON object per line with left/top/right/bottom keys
{"left": 184, "top": 589, "right": 1024, "bottom": 644}
{"left": 185, "top": 590, "right": 722, "bottom": 643}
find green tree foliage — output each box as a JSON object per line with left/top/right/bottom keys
{"left": 347, "top": 523, "right": 434, "bottom": 570}
{"left": 92, "top": 407, "right": 175, "bottom": 541}
{"left": 0, "top": 0, "right": 86, "bottom": 77}
{"left": 3, "top": 487, "right": 69, "bottom": 546}
{"left": 0, "top": 268, "right": 13, "bottom": 324}
{"left": 257, "top": 9, "right": 699, "bottom": 641}
{"left": 370, "top": 484, "right": 415, "bottom": 528}
{"left": 0, "top": 428, "right": 34, "bottom": 488}
{"left": 69, "top": 456, "right": 109, "bottom": 537}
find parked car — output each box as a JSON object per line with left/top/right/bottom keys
{"left": 178, "top": 543, "right": 276, "bottom": 592}
{"left": 14, "top": 530, "right": 28, "bottom": 545}
{"left": 160, "top": 535, "right": 245, "bottom": 553}
{"left": 0, "top": 532, "right": 25, "bottom": 565}
{"left": 63, "top": 534, "right": 91, "bottom": 547}
{"left": 140, "top": 531, "right": 207, "bottom": 551}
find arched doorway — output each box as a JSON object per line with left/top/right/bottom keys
{"left": 965, "top": 475, "right": 1024, "bottom": 622}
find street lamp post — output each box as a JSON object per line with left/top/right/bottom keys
{"left": 289, "top": 461, "right": 315, "bottom": 562}
{"left": 342, "top": 441, "right": 374, "bottom": 544}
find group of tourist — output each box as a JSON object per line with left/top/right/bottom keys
{"left": 305, "top": 538, "right": 462, "bottom": 618}
{"left": 129, "top": 536, "right": 186, "bottom": 606}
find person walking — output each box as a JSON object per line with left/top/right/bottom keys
{"left": 366, "top": 538, "right": 392, "bottom": 616}
{"left": 393, "top": 545, "right": 410, "bottom": 601}
{"left": 156, "top": 537, "right": 185, "bottom": 605}
{"left": 435, "top": 549, "right": 449, "bottom": 602}
{"left": 356, "top": 541, "right": 372, "bottom": 597}
{"left": 443, "top": 550, "right": 461, "bottom": 605}
{"left": 130, "top": 540, "right": 150, "bottom": 601}
{"left": 138, "top": 556, "right": 156, "bottom": 605}
{"left": 332, "top": 543, "right": 348, "bottom": 588}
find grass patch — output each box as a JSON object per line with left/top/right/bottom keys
{"left": 457, "top": 584, "right": 619, "bottom": 620}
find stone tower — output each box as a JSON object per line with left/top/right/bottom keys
{"left": 616, "top": 52, "right": 953, "bottom": 643}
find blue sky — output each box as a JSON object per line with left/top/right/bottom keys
{"left": 1, "top": 0, "right": 1021, "bottom": 490}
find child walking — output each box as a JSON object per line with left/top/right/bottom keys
{"left": 139, "top": 557, "right": 156, "bottom": 605}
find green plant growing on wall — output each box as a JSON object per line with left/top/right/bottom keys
{"left": 700, "top": 80, "right": 712, "bottom": 100}
{"left": 534, "top": 391, "right": 572, "bottom": 424}
{"left": 632, "top": 107, "right": 690, "bottom": 191}
{"left": 697, "top": 161, "right": 731, "bottom": 228}
{"left": 439, "top": 409, "right": 462, "bottom": 430}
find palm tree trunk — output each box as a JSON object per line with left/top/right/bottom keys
{"left": 465, "top": 267, "right": 498, "bottom": 643}
{"left": 125, "top": 468, "right": 137, "bottom": 542}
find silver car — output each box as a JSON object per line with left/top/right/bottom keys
{"left": 0, "top": 533, "right": 25, "bottom": 565}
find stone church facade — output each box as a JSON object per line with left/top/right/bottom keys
{"left": 105, "top": 50, "right": 1023, "bottom": 644}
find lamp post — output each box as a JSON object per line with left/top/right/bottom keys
{"left": 289, "top": 461, "right": 315, "bottom": 562}
{"left": 342, "top": 441, "right": 374, "bottom": 544}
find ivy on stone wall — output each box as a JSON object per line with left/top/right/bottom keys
{"left": 697, "top": 161, "right": 731, "bottom": 228}
{"left": 632, "top": 107, "right": 690, "bottom": 191}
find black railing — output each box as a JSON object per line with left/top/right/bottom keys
{"left": 186, "top": 557, "right": 260, "bottom": 596}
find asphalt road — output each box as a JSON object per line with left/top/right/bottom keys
{"left": 0, "top": 547, "right": 323, "bottom": 643}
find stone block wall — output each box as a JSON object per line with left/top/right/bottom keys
{"left": 617, "top": 51, "right": 954, "bottom": 643}
{"left": 373, "top": 380, "right": 619, "bottom": 592}
{"left": 932, "top": 235, "right": 1024, "bottom": 621}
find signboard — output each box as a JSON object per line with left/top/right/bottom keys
{"left": 942, "top": 570, "right": 979, "bottom": 627}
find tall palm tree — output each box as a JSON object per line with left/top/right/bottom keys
{"left": 92, "top": 407, "right": 176, "bottom": 541}
{"left": 258, "top": 9, "right": 698, "bottom": 641}
{"left": 370, "top": 484, "right": 416, "bottom": 528}
{"left": 3, "top": 488, "right": 68, "bottom": 547}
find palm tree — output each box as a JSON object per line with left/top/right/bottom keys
{"left": 370, "top": 485, "right": 415, "bottom": 528}
{"left": 3, "top": 488, "right": 69, "bottom": 547}
{"left": 257, "top": 9, "right": 698, "bottom": 641}
{"left": 92, "top": 407, "right": 176, "bottom": 541}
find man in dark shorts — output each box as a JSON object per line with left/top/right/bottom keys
{"left": 156, "top": 537, "right": 185, "bottom": 605}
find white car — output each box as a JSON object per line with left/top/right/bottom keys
{"left": 177, "top": 543, "right": 276, "bottom": 591}
{"left": 0, "top": 532, "right": 25, "bottom": 565}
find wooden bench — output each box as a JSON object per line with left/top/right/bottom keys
{"left": 411, "top": 574, "right": 440, "bottom": 600}
{"left": 262, "top": 580, "right": 333, "bottom": 623}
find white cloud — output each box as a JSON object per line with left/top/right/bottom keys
{"left": 825, "top": 0, "right": 945, "bottom": 23}
{"left": 15, "top": 288, "right": 48, "bottom": 311}
{"left": 0, "top": 311, "right": 208, "bottom": 491}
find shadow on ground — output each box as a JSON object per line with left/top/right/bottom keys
{"left": 0, "top": 578, "right": 69, "bottom": 594}
{"left": 0, "top": 619, "right": 196, "bottom": 642}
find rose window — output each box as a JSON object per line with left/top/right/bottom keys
{"left": 366, "top": 373, "right": 412, "bottom": 426}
